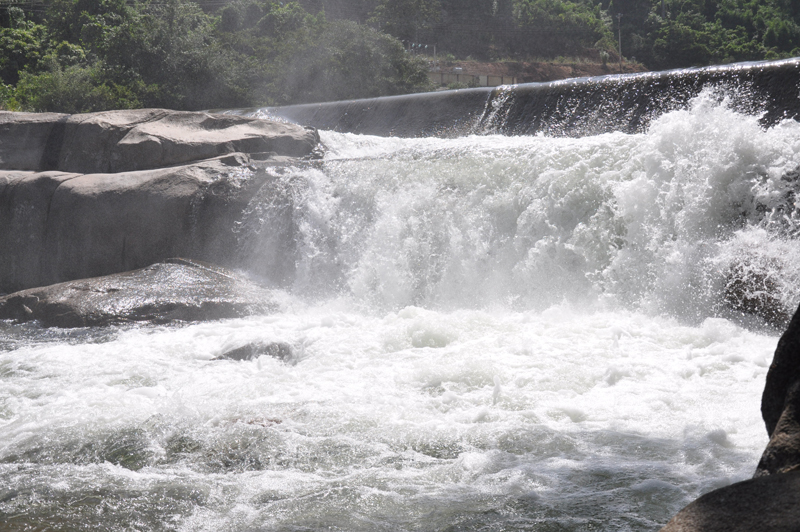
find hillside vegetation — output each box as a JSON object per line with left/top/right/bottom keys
{"left": 1, "top": 0, "right": 798, "bottom": 112}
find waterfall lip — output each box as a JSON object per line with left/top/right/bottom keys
{"left": 252, "top": 56, "right": 800, "bottom": 114}
{"left": 224, "top": 57, "right": 800, "bottom": 139}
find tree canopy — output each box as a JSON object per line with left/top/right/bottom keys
{"left": 0, "top": 0, "right": 433, "bottom": 112}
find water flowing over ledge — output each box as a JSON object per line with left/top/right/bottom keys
{"left": 244, "top": 58, "right": 800, "bottom": 138}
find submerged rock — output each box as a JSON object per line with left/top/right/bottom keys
{"left": 216, "top": 342, "right": 294, "bottom": 362}
{"left": 0, "top": 258, "right": 276, "bottom": 328}
{"left": 723, "top": 259, "right": 792, "bottom": 329}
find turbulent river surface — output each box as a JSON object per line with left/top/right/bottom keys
{"left": 3, "top": 90, "right": 800, "bottom": 530}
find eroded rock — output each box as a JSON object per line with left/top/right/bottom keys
{"left": 0, "top": 258, "right": 276, "bottom": 328}
{"left": 0, "top": 109, "right": 320, "bottom": 173}
{"left": 0, "top": 154, "right": 286, "bottom": 293}
{"left": 0, "top": 109, "right": 323, "bottom": 294}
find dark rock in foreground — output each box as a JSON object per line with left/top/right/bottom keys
{"left": 756, "top": 301, "right": 800, "bottom": 476}
{"left": 0, "top": 258, "right": 276, "bottom": 328}
{"left": 660, "top": 301, "right": 800, "bottom": 531}
{"left": 659, "top": 470, "right": 800, "bottom": 532}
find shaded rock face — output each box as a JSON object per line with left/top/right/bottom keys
{"left": 756, "top": 301, "right": 800, "bottom": 477}
{"left": 659, "top": 470, "right": 800, "bottom": 532}
{"left": 0, "top": 109, "right": 323, "bottom": 294}
{"left": 0, "top": 258, "right": 277, "bottom": 328}
{"left": 0, "top": 154, "right": 268, "bottom": 294}
{"left": 658, "top": 303, "right": 800, "bottom": 531}
{"left": 0, "top": 109, "right": 320, "bottom": 173}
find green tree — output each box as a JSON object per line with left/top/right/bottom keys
{"left": 511, "top": 0, "right": 613, "bottom": 57}
{"left": 14, "top": 59, "right": 142, "bottom": 113}
{"left": 279, "top": 19, "right": 432, "bottom": 103}
{"left": 0, "top": 7, "right": 47, "bottom": 85}
{"left": 370, "top": 0, "right": 441, "bottom": 43}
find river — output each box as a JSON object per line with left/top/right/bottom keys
{"left": 1, "top": 87, "right": 799, "bottom": 530}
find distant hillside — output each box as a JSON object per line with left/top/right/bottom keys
{"left": 299, "top": 0, "right": 800, "bottom": 70}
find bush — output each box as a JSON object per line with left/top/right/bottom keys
{"left": 14, "top": 61, "right": 142, "bottom": 113}
{"left": 0, "top": 83, "right": 19, "bottom": 110}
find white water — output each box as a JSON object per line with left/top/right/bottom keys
{"left": 2, "top": 93, "right": 799, "bottom": 530}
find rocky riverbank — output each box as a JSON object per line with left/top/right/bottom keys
{"left": 0, "top": 108, "right": 321, "bottom": 326}
{"left": 0, "top": 109, "right": 320, "bottom": 296}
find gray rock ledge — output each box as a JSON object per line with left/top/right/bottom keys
{"left": 0, "top": 108, "right": 320, "bottom": 173}
{"left": 0, "top": 109, "right": 323, "bottom": 294}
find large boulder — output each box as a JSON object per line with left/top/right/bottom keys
{"left": 0, "top": 109, "right": 320, "bottom": 173}
{"left": 0, "top": 109, "right": 322, "bottom": 294}
{"left": 0, "top": 111, "right": 68, "bottom": 171}
{"left": 0, "top": 258, "right": 276, "bottom": 328}
{"left": 659, "top": 471, "right": 800, "bottom": 532}
{"left": 0, "top": 153, "right": 275, "bottom": 294}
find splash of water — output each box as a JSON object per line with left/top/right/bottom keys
{"left": 238, "top": 90, "right": 800, "bottom": 326}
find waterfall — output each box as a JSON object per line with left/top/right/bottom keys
{"left": 235, "top": 89, "right": 800, "bottom": 327}
{"left": 251, "top": 58, "right": 800, "bottom": 138}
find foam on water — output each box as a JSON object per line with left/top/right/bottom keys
{"left": 1, "top": 92, "right": 798, "bottom": 530}
{"left": 0, "top": 306, "right": 774, "bottom": 530}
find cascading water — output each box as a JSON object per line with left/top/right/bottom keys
{"left": 244, "top": 91, "right": 800, "bottom": 322}
{"left": 3, "top": 82, "right": 800, "bottom": 530}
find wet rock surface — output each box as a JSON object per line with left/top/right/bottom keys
{"left": 216, "top": 341, "right": 294, "bottom": 362}
{"left": 756, "top": 301, "right": 800, "bottom": 476}
{"left": 0, "top": 154, "right": 272, "bottom": 294}
{"left": 0, "top": 258, "right": 277, "bottom": 328}
{"left": 723, "top": 259, "right": 792, "bottom": 328}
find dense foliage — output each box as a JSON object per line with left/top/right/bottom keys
{"left": 0, "top": 0, "right": 432, "bottom": 111}
{"left": 1, "top": 0, "right": 799, "bottom": 112}
{"left": 363, "top": 0, "right": 800, "bottom": 66}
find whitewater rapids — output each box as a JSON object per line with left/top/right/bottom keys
{"left": 1, "top": 92, "right": 799, "bottom": 531}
